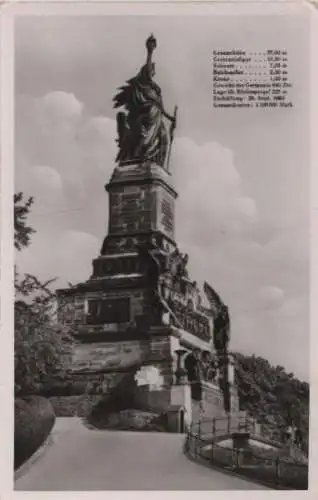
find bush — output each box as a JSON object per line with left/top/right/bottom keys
{"left": 145, "top": 412, "right": 169, "bottom": 432}
{"left": 15, "top": 271, "right": 74, "bottom": 397}
{"left": 103, "top": 409, "right": 159, "bottom": 430}
{"left": 14, "top": 396, "right": 56, "bottom": 470}
{"left": 247, "top": 443, "right": 308, "bottom": 465}
{"left": 49, "top": 395, "right": 101, "bottom": 417}
{"left": 234, "top": 352, "right": 309, "bottom": 449}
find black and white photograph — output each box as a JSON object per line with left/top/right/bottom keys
{"left": 1, "top": 0, "right": 314, "bottom": 493}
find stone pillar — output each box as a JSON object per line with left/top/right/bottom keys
{"left": 228, "top": 354, "right": 235, "bottom": 385}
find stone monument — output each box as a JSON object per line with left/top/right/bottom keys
{"left": 57, "top": 35, "right": 240, "bottom": 425}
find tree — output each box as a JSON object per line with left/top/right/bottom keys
{"left": 14, "top": 193, "right": 74, "bottom": 396}
{"left": 14, "top": 192, "right": 35, "bottom": 251}
{"left": 233, "top": 351, "right": 309, "bottom": 452}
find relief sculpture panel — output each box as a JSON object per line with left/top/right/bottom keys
{"left": 70, "top": 341, "right": 147, "bottom": 373}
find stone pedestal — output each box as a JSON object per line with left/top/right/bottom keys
{"left": 57, "top": 163, "right": 178, "bottom": 342}
{"left": 56, "top": 160, "right": 237, "bottom": 424}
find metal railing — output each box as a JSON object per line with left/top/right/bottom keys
{"left": 185, "top": 416, "right": 308, "bottom": 490}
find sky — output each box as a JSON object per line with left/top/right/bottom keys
{"left": 15, "top": 14, "right": 310, "bottom": 381}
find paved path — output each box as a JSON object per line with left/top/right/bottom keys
{"left": 15, "top": 418, "right": 268, "bottom": 491}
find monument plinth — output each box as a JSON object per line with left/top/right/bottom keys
{"left": 57, "top": 35, "right": 239, "bottom": 423}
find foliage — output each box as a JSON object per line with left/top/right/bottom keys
{"left": 14, "top": 396, "right": 56, "bottom": 469}
{"left": 15, "top": 270, "right": 74, "bottom": 396}
{"left": 233, "top": 352, "right": 309, "bottom": 453}
{"left": 40, "top": 379, "right": 88, "bottom": 397}
{"left": 14, "top": 192, "right": 35, "bottom": 251}
{"left": 49, "top": 395, "right": 100, "bottom": 418}
{"left": 246, "top": 443, "right": 308, "bottom": 465}
{"left": 94, "top": 409, "right": 160, "bottom": 431}
{"left": 14, "top": 192, "right": 74, "bottom": 396}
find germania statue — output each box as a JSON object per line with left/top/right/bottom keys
{"left": 113, "top": 34, "right": 177, "bottom": 169}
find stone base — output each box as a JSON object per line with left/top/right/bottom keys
{"left": 190, "top": 381, "right": 240, "bottom": 422}
{"left": 198, "top": 381, "right": 227, "bottom": 420}
{"left": 65, "top": 330, "right": 193, "bottom": 432}
{"left": 69, "top": 331, "right": 179, "bottom": 385}
{"left": 68, "top": 324, "right": 215, "bottom": 387}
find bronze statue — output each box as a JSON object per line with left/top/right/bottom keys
{"left": 113, "top": 34, "right": 177, "bottom": 168}
{"left": 203, "top": 281, "right": 230, "bottom": 354}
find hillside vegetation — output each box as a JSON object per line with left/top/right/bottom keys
{"left": 234, "top": 352, "right": 309, "bottom": 445}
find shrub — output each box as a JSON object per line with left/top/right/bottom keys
{"left": 15, "top": 270, "right": 74, "bottom": 397}
{"left": 234, "top": 352, "right": 309, "bottom": 450}
{"left": 49, "top": 395, "right": 101, "bottom": 417}
{"left": 247, "top": 443, "right": 308, "bottom": 465}
{"left": 145, "top": 412, "right": 169, "bottom": 432}
{"left": 104, "top": 409, "right": 159, "bottom": 430}
{"left": 14, "top": 396, "right": 55, "bottom": 470}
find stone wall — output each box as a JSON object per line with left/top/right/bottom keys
{"left": 190, "top": 381, "right": 241, "bottom": 421}
{"left": 147, "top": 334, "right": 179, "bottom": 385}
{"left": 67, "top": 334, "right": 176, "bottom": 381}
{"left": 198, "top": 382, "right": 227, "bottom": 420}
{"left": 69, "top": 371, "right": 125, "bottom": 393}
{"left": 58, "top": 289, "right": 149, "bottom": 332}
{"left": 107, "top": 162, "right": 177, "bottom": 240}
{"left": 57, "top": 294, "right": 86, "bottom": 325}
{"left": 156, "top": 184, "right": 175, "bottom": 240}
{"left": 109, "top": 184, "right": 156, "bottom": 234}
{"left": 134, "top": 384, "right": 192, "bottom": 431}
{"left": 70, "top": 340, "right": 149, "bottom": 373}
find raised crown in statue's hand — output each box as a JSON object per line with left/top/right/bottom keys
{"left": 146, "top": 34, "right": 157, "bottom": 53}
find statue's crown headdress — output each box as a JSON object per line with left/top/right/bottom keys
{"left": 146, "top": 34, "right": 157, "bottom": 51}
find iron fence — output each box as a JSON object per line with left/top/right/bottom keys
{"left": 185, "top": 416, "right": 308, "bottom": 490}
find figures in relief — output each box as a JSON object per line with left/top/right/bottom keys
{"left": 113, "top": 34, "right": 177, "bottom": 168}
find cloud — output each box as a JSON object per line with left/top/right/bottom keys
{"left": 55, "top": 230, "right": 100, "bottom": 284}
{"left": 15, "top": 91, "right": 112, "bottom": 285}
{"left": 173, "top": 137, "right": 258, "bottom": 246}
{"left": 16, "top": 163, "right": 63, "bottom": 198}
{"left": 265, "top": 229, "right": 308, "bottom": 268}
{"left": 232, "top": 297, "right": 309, "bottom": 380}
{"left": 16, "top": 92, "right": 117, "bottom": 237}
{"left": 167, "top": 134, "right": 308, "bottom": 379}
{"left": 173, "top": 138, "right": 240, "bottom": 193}
{"left": 258, "top": 286, "right": 285, "bottom": 308}
{"left": 42, "top": 91, "right": 83, "bottom": 118}
{"left": 280, "top": 296, "right": 308, "bottom": 319}
{"left": 31, "top": 165, "right": 63, "bottom": 191}
{"left": 18, "top": 229, "right": 100, "bottom": 287}
{"left": 234, "top": 197, "right": 258, "bottom": 224}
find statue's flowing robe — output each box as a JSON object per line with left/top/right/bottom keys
{"left": 114, "top": 73, "right": 169, "bottom": 164}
